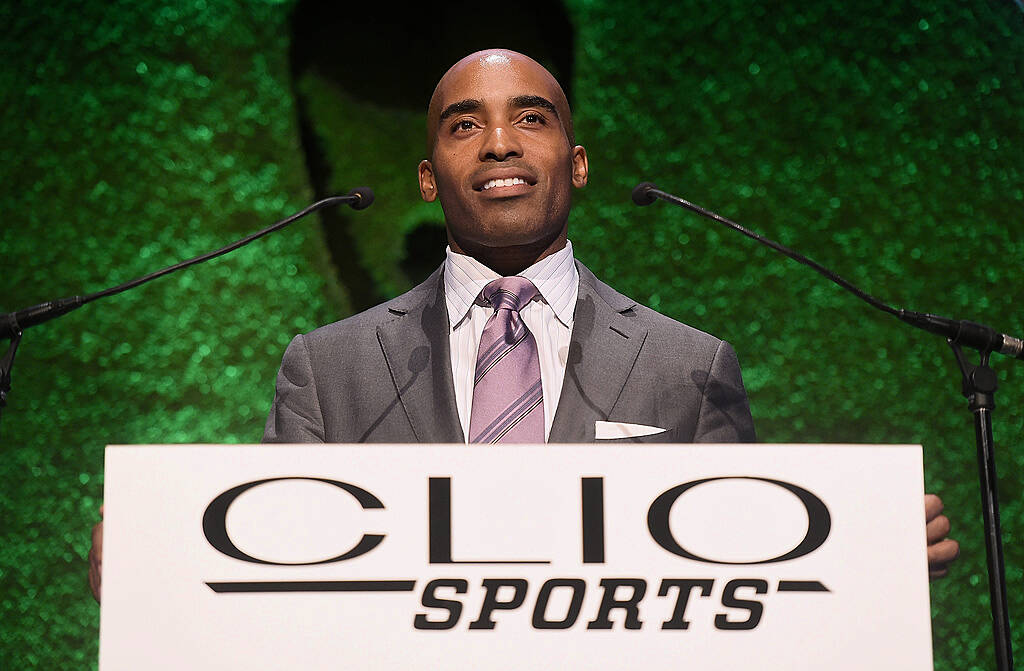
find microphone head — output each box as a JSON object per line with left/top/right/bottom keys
{"left": 346, "top": 187, "right": 375, "bottom": 210}
{"left": 631, "top": 182, "right": 658, "bottom": 206}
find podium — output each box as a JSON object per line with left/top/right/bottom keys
{"left": 99, "top": 444, "right": 932, "bottom": 670}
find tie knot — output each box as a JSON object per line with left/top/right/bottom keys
{"left": 481, "top": 276, "right": 539, "bottom": 312}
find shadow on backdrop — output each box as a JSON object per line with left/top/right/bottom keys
{"left": 289, "top": 1, "right": 575, "bottom": 310}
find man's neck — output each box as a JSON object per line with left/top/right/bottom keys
{"left": 448, "top": 231, "right": 567, "bottom": 276}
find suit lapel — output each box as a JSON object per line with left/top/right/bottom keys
{"left": 374, "top": 261, "right": 645, "bottom": 444}
{"left": 548, "top": 263, "right": 649, "bottom": 442}
{"left": 376, "top": 268, "right": 464, "bottom": 443}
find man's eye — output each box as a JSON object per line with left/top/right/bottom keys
{"left": 456, "top": 120, "right": 475, "bottom": 131}
{"left": 522, "top": 113, "right": 544, "bottom": 124}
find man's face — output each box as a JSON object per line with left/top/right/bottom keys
{"left": 418, "top": 52, "right": 588, "bottom": 257}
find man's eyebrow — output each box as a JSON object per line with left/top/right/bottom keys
{"left": 510, "top": 95, "right": 559, "bottom": 117}
{"left": 438, "top": 99, "right": 482, "bottom": 123}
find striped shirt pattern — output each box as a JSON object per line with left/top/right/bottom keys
{"left": 444, "top": 242, "right": 579, "bottom": 441}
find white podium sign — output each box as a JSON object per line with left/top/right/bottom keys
{"left": 100, "top": 444, "right": 932, "bottom": 670}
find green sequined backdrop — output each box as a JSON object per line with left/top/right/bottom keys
{"left": 0, "top": 1, "right": 1021, "bottom": 668}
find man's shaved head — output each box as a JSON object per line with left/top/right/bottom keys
{"left": 418, "top": 48, "right": 588, "bottom": 275}
{"left": 426, "top": 49, "right": 574, "bottom": 155}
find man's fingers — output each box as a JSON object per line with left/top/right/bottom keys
{"left": 927, "top": 538, "right": 960, "bottom": 566}
{"left": 924, "top": 494, "right": 959, "bottom": 580}
{"left": 88, "top": 553, "right": 101, "bottom": 602}
{"left": 927, "top": 538, "right": 960, "bottom": 581}
{"left": 89, "top": 514, "right": 104, "bottom": 604}
{"left": 91, "top": 521, "right": 103, "bottom": 561}
{"left": 926, "top": 514, "right": 951, "bottom": 544}
{"left": 924, "top": 493, "right": 944, "bottom": 522}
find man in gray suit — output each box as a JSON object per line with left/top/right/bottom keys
{"left": 263, "top": 260, "right": 753, "bottom": 444}
{"left": 259, "top": 47, "right": 958, "bottom": 576}
{"left": 263, "top": 48, "right": 755, "bottom": 445}
{"left": 90, "top": 49, "right": 957, "bottom": 601}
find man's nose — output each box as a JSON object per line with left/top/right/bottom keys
{"left": 479, "top": 125, "right": 522, "bottom": 161}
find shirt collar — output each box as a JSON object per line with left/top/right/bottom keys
{"left": 443, "top": 240, "right": 579, "bottom": 329}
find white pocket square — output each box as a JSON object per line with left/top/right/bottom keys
{"left": 594, "top": 421, "right": 667, "bottom": 439}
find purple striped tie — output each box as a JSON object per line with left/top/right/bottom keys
{"left": 468, "top": 277, "right": 545, "bottom": 444}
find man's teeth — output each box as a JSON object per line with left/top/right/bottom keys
{"left": 482, "top": 177, "right": 527, "bottom": 190}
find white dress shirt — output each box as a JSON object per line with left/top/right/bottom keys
{"left": 444, "top": 241, "right": 579, "bottom": 442}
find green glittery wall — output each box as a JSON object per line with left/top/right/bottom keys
{"left": 0, "top": 0, "right": 1021, "bottom": 668}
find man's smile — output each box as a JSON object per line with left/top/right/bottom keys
{"left": 472, "top": 169, "right": 538, "bottom": 199}
{"left": 481, "top": 177, "right": 528, "bottom": 190}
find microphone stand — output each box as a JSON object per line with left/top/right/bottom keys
{"left": 949, "top": 343, "right": 1013, "bottom": 671}
{"left": 0, "top": 188, "right": 374, "bottom": 437}
{"left": 633, "top": 182, "right": 1017, "bottom": 671}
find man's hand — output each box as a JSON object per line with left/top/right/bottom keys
{"left": 88, "top": 505, "right": 103, "bottom": 603}
{"left": 925, "top": 494, "right": 959, "bottom": 580}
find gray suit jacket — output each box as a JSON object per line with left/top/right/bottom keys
{"left": 263, "top": 262, "right": 755, "bottom": 444}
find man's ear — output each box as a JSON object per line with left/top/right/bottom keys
{"left": 418, "top": 159, "right": 437, "bottom": 202}
{"left": 571, "top": 146, "right": 589, "bottom": 188}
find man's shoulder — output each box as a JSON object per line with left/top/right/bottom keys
{"left": 299, "top": 267, "right": 443, "bottom": 348}
{"left": 578, "top": 261, "right": 727, "bottom": 348}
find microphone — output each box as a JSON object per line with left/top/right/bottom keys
{"left": 346, "top": 186, "right": 374, "bottom": 210}
{"left": 632, "top": 181, "right": 1024, "bottom": 361}
{"left": 631, "top": 182, "right": 658, "bottom": 206}
{"left": 897, "top": 312, "right": 1024, "bottom": 361}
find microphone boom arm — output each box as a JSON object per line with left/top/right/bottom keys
{"left": 631, "top": 182, "right": 1023, "bottom": 360}
{"left": 0, "top": 188, "right": 374, "bottom": 431}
